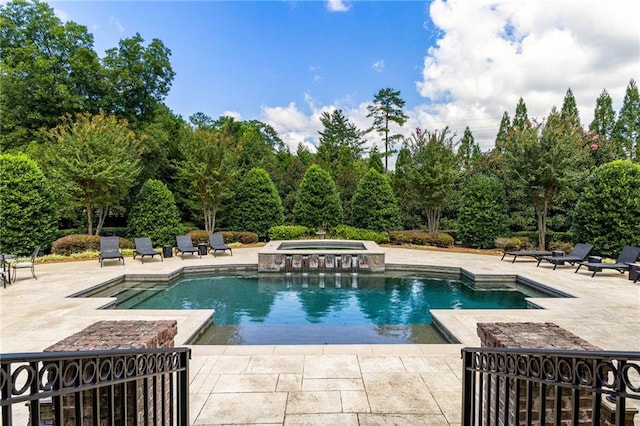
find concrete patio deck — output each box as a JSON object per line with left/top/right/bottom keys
{"left": 1, "top": 245, "right": 639, "bottom": 425}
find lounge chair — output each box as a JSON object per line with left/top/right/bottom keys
{"left": 536, "top": 243, "right": 593, "bottom": 270}
{"left": 575, "top": 245, "right": 640, "bottom": 278}
{"left": 501, "top": 250, "right": 552, "bottom": 263}
{"left": 208, "top": 233, "right": 232, "bottom": 257}
{"left": 99, "top": 237, "right": 124, "bottom": 267}
{"left": 133, "top": 237, "right": 163, "bottom": 264}
{"left": 10, "top": 246, "right": 40, "bottom": 282}
{"left": 175, "top": 235, "right": 200, "bottom": 259}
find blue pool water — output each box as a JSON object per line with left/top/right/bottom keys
{"left": 89, "top": 272, "right": 550, "bottom": 345}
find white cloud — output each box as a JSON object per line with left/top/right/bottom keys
{"left": 372, "top": 60, "right": 385, "bottom": 73}
{"left": 416, "top": 0, "right": 640, "bottom": 150}
{"left": 109, "top": 16, "right": 125, "bottom": 33}
{"left": 326, "top": 0, "right": 350, "bottom": 13}
{"left": 260, "top": 0, "right": 639, "bottom": 163}
{"left": 221, "top": 110, "right": 243, "bottom": 121}
{"left": 53, "top": 7, "right": 70, "bottom": 22}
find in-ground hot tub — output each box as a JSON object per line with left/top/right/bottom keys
{"left": 258, "top": 240, "right": 385, "bottom": 273}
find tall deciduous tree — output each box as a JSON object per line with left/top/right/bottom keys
{"left": 0, "top": 0, "right": 103, "bottom": 149}
{"left": 177, "top": 128, "right": 237, "bottom": 233}
{"left": 350, "top": 168, "right": 401, "bottom": 232}
{"left": 293, "top": 165, "right": 343, "bottom": 230}
{"left": 102, "top": 33, "right": 175, "bottom": 126}
{"left": 231, "top": 167, "right": 284, "bottom": 238}
{"left": 504, "top": 108, "right": 587, "bottom": 249}
{"left": 366, "top": 88, "right": 408, "bottom": 172}
{"left": 407, "top": 127, "right": 459, "bottom": 233}
{"left": 43, "top": 113, "right": 141, "bottom": 236}
{"left": 613, "top": 79, "right": 640, "bottom": 161}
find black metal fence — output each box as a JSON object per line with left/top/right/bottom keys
{"left": 462, "top": 347, "right": 640, "bottom": 426}
{"left": 1, "top": 347, "right": 190, "bottom": 425}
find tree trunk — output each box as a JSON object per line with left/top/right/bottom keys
{"left": 536, "top": 196, "right": 550, "bottom": 250}
{"left": 86, "top": 197, "right": 93, "bottom": 236}
{"left": 95, "top": 205, "right": 109, "bottom": 236}
{"left": 426, "top": 207, "right": 441, "bottom": 233}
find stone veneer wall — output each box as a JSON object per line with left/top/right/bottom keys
{"left": 44, "top": 320, "right": 177, "bottom": 425}
{"left": 477, "top": 322, "right": 600, "bottom": 426}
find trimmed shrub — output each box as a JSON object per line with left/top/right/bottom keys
{"left": 350, "top": 168, "right": 401, "bottom": 232}
{"left": 230, "top": 168, "right": 284, "bottom": 239}
{"left": 220, "top": 231, "right": 259, "bottom": 244}
{"left": 388, "top": 230, "right": 454, "bottom": 248}
{"left": 0, "top": 154, "right": 58, "bottom": 255}
{"left": 268, "top": 225, "right": 310, "bottom": 240}
{"left": 330, "top": 225, "right": 389, "bottom": 244}
{"left": 572, "top": 160, "right": 640, "bottom": 256}
{"left": 293, "top": 165, "right": 343, "bottom": 229}
{"left": 548, "top": 241, "right": 574, "bottom": 254}
{"left": 187, "top": 230, "right": 210, "bottom": 245}
{"left": 494, "top": 237, "right": 530, "bottom": 251}
{"left": 456, "top": 174, "right": 509, "bottom": 248}
{"left": 127, "top": 179, "right": 182, "bottom": 246}
{"left": 51, "top": 234, "right": 133, "bottom": 256}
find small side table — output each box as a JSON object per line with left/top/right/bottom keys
{"left": 163, "top": 245, "right": 173, "bottom": 258}
{"left": 198, "top": 243, "right": 208, "bottom": 256}
{"left": 587, "top": 256, "right": 602, "bottom": 272}
{"left": 552, "top": 250, "right": 565, "bottom": 265}
{"left": 627, "top": 263, "right": 640, "bottom": 282}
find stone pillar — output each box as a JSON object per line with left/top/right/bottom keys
{"left": 477, "top": 322, "right": 600, "bottom": 426}
{"left": 44, "top": 320, "right": 177, "bottom": 426}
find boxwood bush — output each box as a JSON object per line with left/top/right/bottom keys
{"left": 330, "top": 225, "right": 389, "bottom": 244}
{"left": 389, "top": 230, "right": 454, "bottom": 248}
{"left": 268, "top": 225, "right": 310, "bottom": 240}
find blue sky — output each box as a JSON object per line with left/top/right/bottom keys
{"left": 53, "top": 0, "right": 639, "bottom": 154}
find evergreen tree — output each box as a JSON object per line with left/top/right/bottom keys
{"left": 127, "top": 179, "right": 182, "bottom": 246}
{"left": 317, "top": 109, "right": 366, "bottom": 168}
{"left": 495, "top": 111, "right": 511, "bottom": 152}
{"left": 572, "top": 160, "right": 640, "bottom": 256}
{"left": 293, "top": 165, "right": 343, "bottom": 230}
{"left": 457, "top": 173, "right": 509, "bottom": 248}
{"left": 393, "top": 145, "right": 422, "bottom": 229}
{"left": 367, "top": 146, "right": 385, "bottom": 174}
{"left": 457, "top": 127, "right": 481, "bottom": 171}
{"left": 512, "top": 98, "right": 531, "bottom": 131}
{"left": 613, "top": 79, "right": 640, "bottom": 161}
{"left": 230, "top": 168, "right": 284, "bottom": 239}
{"left": 350, "top": 168, "right": 401, "bottom": 232}
{"left": 588, "top": 89, "right": 618, "bottom": 165}
{"left": 0, "top": 153, "right": 58, "bottom": 255}
{"left": 366, "top": 88, "right": 408, "bottom": 172}
{"left": 560, "top": 88, "right": 582, "bottom": 130}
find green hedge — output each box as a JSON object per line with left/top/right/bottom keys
{"left": 388, "top": 230, "right": 454, "bottom": 248}
{"left": 268, "top": 225, "right": 310, "bottom": 240}
{"left": 51, "top": 234, "right": 134, "bottom": 256}
{"left": 330, "top": 225, "right": 389, "bottom": 244}
{"left": 512, "top": 231, "right": 574, "bottom": 249}
{"left": 186, "top": 230, "right": 259, "bottom": 245}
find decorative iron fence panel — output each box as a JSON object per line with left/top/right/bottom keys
{"left": 462, "top": 347, "right": 640, "bottom": 426}
{"left": 1, "top": 347, "right": 190, "bottom": 425}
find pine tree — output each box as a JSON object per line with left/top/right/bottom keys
{"left": 588, "top": 89, "right": 618, "bottom": 165}
{"left": 560, "top": 88, "right": 582, "bottom": 130}
{"left": 495, "top": 111, "right": 511, "bottom": 152}
{"left": 512, "top": 98, "right": 531, "bottom": 131}
{"left": 457, "top": 127, "right": 481, "bottom": 171}
{"left": 613, "top": 79, "right": 640, "bottom": 160}
{"left": 366, "top": 88, "right": 408, "bottom": 172}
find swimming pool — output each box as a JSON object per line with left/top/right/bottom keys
{"left": 86, "top": 271, "right": 555, "bottom": 345}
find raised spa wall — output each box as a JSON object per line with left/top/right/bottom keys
{"left": 258, "top": 240, "right": 385, "bottom": 273}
